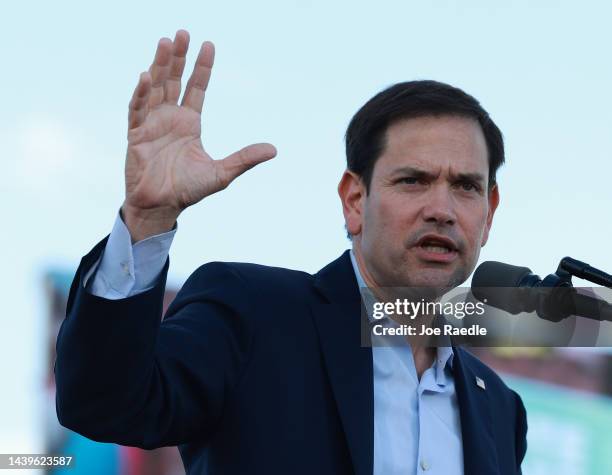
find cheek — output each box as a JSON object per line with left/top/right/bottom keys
{"left": 362, "top": 197, "right": 404, "bottom": 243}
{"left": 462, "top": 209, "right": 488, "bottom": 247}
{"left": 374, "top": 198, "right": 413, "bottom": 236}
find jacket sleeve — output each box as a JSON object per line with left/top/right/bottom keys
{"left": 512, "top": 389, "right": 528, "bottom": 474}
{"left": 54, "top": 236, "right": 254, "bottom": 449}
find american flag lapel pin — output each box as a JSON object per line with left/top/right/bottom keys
{"left": 475, "top": 376, "right": 486, "bottom": 390}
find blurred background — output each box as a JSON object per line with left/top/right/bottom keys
{"left": 1, "top": 0, "right": 611, "bottom": 473}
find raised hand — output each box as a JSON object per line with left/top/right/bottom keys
{"left": 122, "top": 30, "right": 277, "bottom": 242}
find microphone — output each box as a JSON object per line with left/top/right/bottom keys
{"left": 558, "top": 257, "right": 612, "bottom": 288}
{"left": 471, "top": 261, "right": 612, "bottom": 322}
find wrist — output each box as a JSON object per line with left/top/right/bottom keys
{"left": 120, "top": 202, "right": 179, "bottom": 244}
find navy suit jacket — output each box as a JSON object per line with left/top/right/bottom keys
{"left": 55, "top": 236, "right": 527, "bottom": 475}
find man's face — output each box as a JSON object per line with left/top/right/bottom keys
{"left": 339, "top": 114, "right": 499, "bottom": 290}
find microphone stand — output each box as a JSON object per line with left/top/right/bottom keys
{"left": 524, "top": 257, "right": 612, "bottom": 322}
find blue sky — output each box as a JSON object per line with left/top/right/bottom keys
{"left": 2, "top": 0, "right": 611, "bottom": 456}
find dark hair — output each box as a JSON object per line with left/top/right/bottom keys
{"left": 345, "top": 80, "right": 504, "bottom": 193}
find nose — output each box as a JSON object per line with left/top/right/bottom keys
{"left": 421, "top": 186, "right": 456, "bottom": 226}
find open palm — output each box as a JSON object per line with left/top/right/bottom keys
{"left": 124, "top": 31, "right": 276, "bottom": 219}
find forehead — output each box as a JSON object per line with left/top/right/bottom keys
{"left": 375, "top": 115, "right": 489, "bottom": 176}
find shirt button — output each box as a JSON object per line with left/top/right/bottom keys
{"left": 121, "top": 262, "right": 130, "bottom": 274}
{"left": 420, "top": 459, "right": 430, "bottom": 471}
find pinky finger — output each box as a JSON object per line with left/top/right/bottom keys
{"left": 128, "top": 72, "right": 152, "bottom": 130}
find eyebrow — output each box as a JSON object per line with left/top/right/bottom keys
{"left": 391, "top": 166, "right": 486, "bottom": 185}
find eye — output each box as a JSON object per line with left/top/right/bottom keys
{"left": 398, "top": 177, "right": 421, "bottom": 185}
{"left": 455, "top": 181, "right": 480, "bottom": 192}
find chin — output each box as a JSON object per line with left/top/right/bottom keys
{"left": 407, "top": 268, "right": 465, "bottom": 290}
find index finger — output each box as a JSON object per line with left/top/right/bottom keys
{"left": 180, "top": 41, "right": 215, "bottom": 114}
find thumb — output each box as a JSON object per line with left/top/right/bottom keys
{"left": 217, "top": 143, "right": 277, "bottom": 187}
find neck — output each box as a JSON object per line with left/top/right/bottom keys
{"left": 352, "top": 242, "right": 436, "bottom": 379}
{"left": 351, "top": 240, "right": 378, "bottom": 289}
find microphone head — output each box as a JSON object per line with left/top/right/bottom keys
{"left": 472, "top": 261, "right": 534, "bottom": 288}
{"left": 471, "top": 261, "right": 537, "bottom": 314}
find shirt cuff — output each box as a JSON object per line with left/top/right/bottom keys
{"left": 85, "top": 209, "right": 177, "bottom": 299}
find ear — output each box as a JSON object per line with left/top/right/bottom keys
{"left": 481, "top": 183, "right": 500, "bottom": 247}
{"left": 338, "top": 170, "right": 365, "bottom": 237}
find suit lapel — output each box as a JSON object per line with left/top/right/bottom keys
{"left": 309, "top": 251, "right": 374, "bottom": 475}
{"left": 452, "top": 347, "right": 501, "bottom": 475}
{"left": 309, "top": 251, "right": 501, "bottom": 475}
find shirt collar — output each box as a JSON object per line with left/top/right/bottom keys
{"left": 349, "top": 249, "right": 455, "bottom": 371}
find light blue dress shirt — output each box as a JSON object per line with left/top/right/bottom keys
{"left": 83, "top": 211, "right": 176, "bottom": 296}
{"left": 85, "top": 211, "right": 463, "bottom": 474}
{"left": 349, "top": 251, "right": 463, "bottom": 475}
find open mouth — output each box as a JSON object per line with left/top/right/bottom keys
{"left": 421, "top": 243, "right": 454, "bottom": 254}
{"left": 415, "top": 235, "right": 459, "bottom": 262}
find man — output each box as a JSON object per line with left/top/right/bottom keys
{"left": 55, "top": 30, "right": 527, "bottom": 474}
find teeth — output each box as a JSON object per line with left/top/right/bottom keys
{"left": 423, "top": 245, "right": 451, "bottom": 254}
